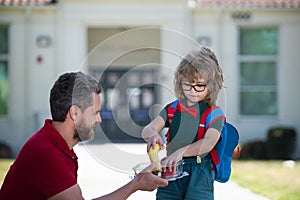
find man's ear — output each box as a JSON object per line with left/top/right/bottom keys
{"left": 69, "top": 105, "right": 80, "bottom": 121}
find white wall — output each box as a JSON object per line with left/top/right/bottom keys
{"left": 193, "top": 8, "right": 300, "bottom": 158}
{"left": 0, "top": 0, "right": 194, "bottom": 156}
{"left": 59, "top": 0, "right": 194, "bottom": 105}
{"left": 0, "top": 7, "right": 57, "bottom": 154}
{"left": 0, "top": 11, "right": 28, "bottom": 154}
{"left": 279, "top": 21, "right": 300, "bottom": 158}
{"left": 1, "top": 1, "right": 299, "bottom": 158}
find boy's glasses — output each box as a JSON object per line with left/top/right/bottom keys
{"left": 181, "top": 83, "right": 207, "bottom": 92}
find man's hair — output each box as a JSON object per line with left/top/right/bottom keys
{"left": 174, "top": 47, "right": 224, "bottom": 106}
{"left": 50, "top": 72, "right": 102, "bottom": 122}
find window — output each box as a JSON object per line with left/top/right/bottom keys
{"left": 0, "top": 25, "right": 9, "bottom": 116}
{"left": 239, "top": 27, "right": 278, "bottom": 116}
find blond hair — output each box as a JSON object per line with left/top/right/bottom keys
{"left": 174, "top": 47, "right": 223, "bottom": 106}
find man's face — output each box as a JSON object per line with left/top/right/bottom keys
{"left": 74, "top": 93, "right": 102, "bottom": 141}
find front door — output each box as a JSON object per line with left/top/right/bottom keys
{"left": 91, "top": 68, "right": 158, "bottom": 143}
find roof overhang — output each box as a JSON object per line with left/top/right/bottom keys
{"left": 189, "top": 0, "right": 300, "bottom": 9}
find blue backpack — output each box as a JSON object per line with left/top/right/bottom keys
{"left": 166, "top": 100, "right": 239, "bottom": 183}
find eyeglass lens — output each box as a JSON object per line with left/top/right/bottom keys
{"left": 182, "top": 83, "right": 206, "bottom": 92}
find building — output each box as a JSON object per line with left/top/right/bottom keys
{"left": 0, "top": 0, "right": 300, "bottom": 159}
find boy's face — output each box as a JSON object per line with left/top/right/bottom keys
{"left": 181, "top": 78, "right": 208, "bottom": 106}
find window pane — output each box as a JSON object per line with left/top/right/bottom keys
{"left": 0, "top": 62, "right": 9, "bottom": 115}
{"left": 0, "top": 25, "right": 8, "bottom": 54}
{"left": 240, "top": 62, "right": 276, "bottom": 86}
{"left": 240, "top": 28, "right": 278, "bottom": 55}
{"left": 240, "top": 91, "right": 277, "bottom": 115}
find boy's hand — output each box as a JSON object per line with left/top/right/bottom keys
{"left": 147, "top": 134, "right": 164, "bottom": 152}
{"left": 161, "top": 147, "right": 186, "bottom": 170}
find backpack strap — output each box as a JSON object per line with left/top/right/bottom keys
{"left": 197, "top": 107, "right": 213, "bottom": 140}
{"left": 165, "top": 100, "right": 179, "bottom": 144}
{"left": 197, "top": 106, "right": 225, "bottom": 166}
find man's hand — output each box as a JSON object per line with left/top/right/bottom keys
{"left": 134, "top": 162, "right": 168, "bottom": 191}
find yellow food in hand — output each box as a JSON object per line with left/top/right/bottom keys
{"left": 148, "top": 143, "right": 162, "bottom": 172}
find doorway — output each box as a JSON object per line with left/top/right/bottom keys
{"left": 88, "top": 27, "right": 160, "bottom": 142}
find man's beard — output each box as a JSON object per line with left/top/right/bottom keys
{"left": 73, "top": 119, "right": 95, "bottom": 141}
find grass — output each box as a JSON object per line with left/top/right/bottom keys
{"left": 231, "top": 160, "right": 300, "bottom": 200}
{"left": 1, "top": 159, "right": 299, "bottom": 200}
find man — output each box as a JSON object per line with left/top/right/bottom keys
{"left": 0, "top": 72, "right": 168, "bottom": 200}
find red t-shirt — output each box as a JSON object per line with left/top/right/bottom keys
{"left": 0, "top": 119, "right": 78, "bottom": 199}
